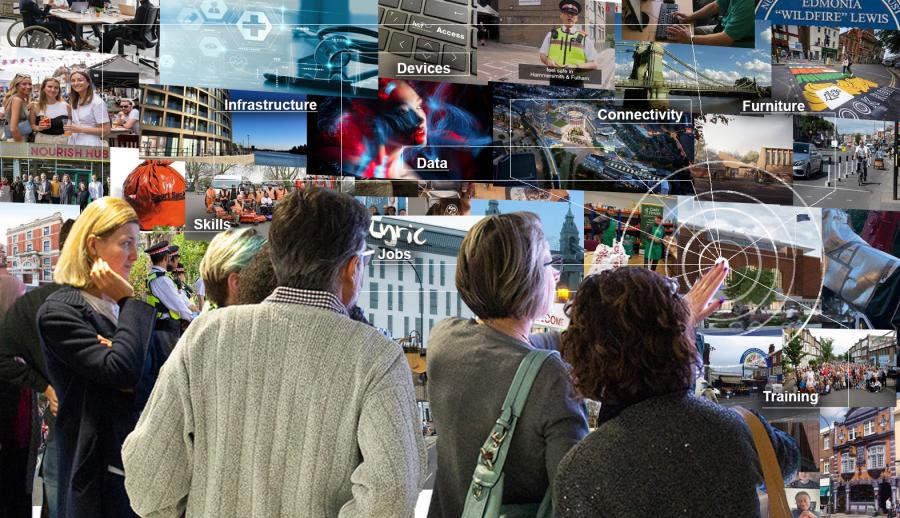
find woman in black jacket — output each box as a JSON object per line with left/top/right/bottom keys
{"left": 37, "top": 197, "right": 156, "bottom": 518}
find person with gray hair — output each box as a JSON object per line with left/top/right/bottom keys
{"left": 122, "top": 187, "right": 427, "bottom": 518}
{"left": 426, "top": 212, "right": 589, "bottom": 518}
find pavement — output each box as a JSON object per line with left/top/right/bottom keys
{"left": 772, "top": 59, "right": 900, "bottom": 120}
{"left": 477, "top": 40, "right": 616, "bottom": 90}
{"left": 793, "top": 153, "right": 900, "bottom": 211}
{"left": 691, "top": 174, "right": 795, "bottom": 205}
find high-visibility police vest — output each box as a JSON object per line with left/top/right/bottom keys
{"left": 547, "top": 27, "right": 588, "bottom": 66}
{"left": 147, "top": 270, "right": 181, "bottom": 320}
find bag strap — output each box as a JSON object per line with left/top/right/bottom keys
{"left": 732, "top": 406, "right": 791, "bottom": 518}
{"left": 463, "top": 349, "right": 557, "bottom": 516}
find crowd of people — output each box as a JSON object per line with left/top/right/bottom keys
{"left": 205, "top": 183, "right": 289, "bottom": 223}
{"left": 2, "top": 72, "right": 139, "bottom": 146}
{"left": 794, "top": 361, "right": 890, "bottom": 395}
{"left": 0, "top": 189, "right": 803, "bottom": 517}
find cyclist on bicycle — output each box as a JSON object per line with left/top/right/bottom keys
{"left": 854, "top": 139, "right": 869, "bottom": 183}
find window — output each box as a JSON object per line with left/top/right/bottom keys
{"left": 849, "top": 427, "right": 857, "bottom": 441}
{"left": 428, "top": 260, "right": 434, "bottom": 284}
{"left": 398, "top": 263, "right": 404, "bottom": 281}
{"left": 841, "top": 453, "right": 855, "bottom": 473}
{"left": 822, "top": 459, "right": 829, "bottom": 474}
{"left": 42, "top": 257, "right": 50, "bottom": 266}
{"left": 440, "top": 262, "right": 445, "bottom": 286}
{"left": 864, "top": 421, "right": 875, "bottom": 436}
{"left": 399, "top": 289, "right": 404, "bottom": 311}
{"left": 430, "top": 290, "right": 438, "bottom": 315}
{"left": 43, "top": 239, "right": 50, "bottom": 252}
{"left": 457, "top": 296, "right": 461, "bottom": 317}
{"left": 379, "top": 261, "right": 385, "bottom": 279}
{"left": 12, "top": 245, "right": 17, "bottom": 255}
{"left": 26, "top": 243, "right": 32, "bottom": 252}
{"left": 445, "top": 292, "right": 451, "bottom": 316}
{"left": 369, "top": 313, "right": 375, "bottom": 325}
{"left": 388, "top": 284, "right": 393, "bottom": 310}
{"left": 867, "top": 445, "right": 885, "bottom": 469}
{"left": 369, "top": 282, "right": 378, "bottom": 309}
{"left": 429, "top": 318, "right": 434, "bottom": 330}
{"left": 43, "top": 269, "right": 52, "bottom": 280}
{"left": 387, "top": 315, "right": 394, "bottom": 336}
{"left": 368, "top": 258, "right": 374, "bottom": 277}
{"left": 823, "top": 436, "right": 830, "bottom": 449}
{"left": 415, "top": 317, "right": 422, "bottom": 336}
{"left": 43, "top": 225, "right": 50, "bottom": 236}
{"left": 404, "top": 317, "right": 409, "bottom": 336}
{"left": 26, "top": 230, "right": 32, "bottom": 241}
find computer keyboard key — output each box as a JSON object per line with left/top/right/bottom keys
{"left": 401, "top": 0, "right": 424, "bottom": 12}
{"left": 423, "top": 0, "right": 468, "bottom": 23}
{"left": 379, "top": 0, "right": 400, "bottom": 8}
{"left": 384, "top": 10, "right": 408, "bottom": 30}
{"left": 379, "top": 7, "right": 385, "bottom": 22}
{"left": 415, "top": 49, "right": 439, "bottom": 64}
{"left": 470, "top": 50, "right": 476, "bottom": 74}
{"left": 379, "top": 28, "right": 389, "bottom": 50}
{"left": 388, "top": 32, "right": 414, "bottom": 57}
{"left": 442, "top": 44, "right": 467, "bottom": 71}
{"left": 407, "top": 15, "right": 469, "bottom": 46}
{"left": 471, "top": 28, "right": 477, "bottom": 48}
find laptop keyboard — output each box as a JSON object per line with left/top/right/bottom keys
{"left": 379, "top": 0, "right": 476, "bottom": 75}
{"left": 655, "top": 3, "right": 678, "bottom": 40}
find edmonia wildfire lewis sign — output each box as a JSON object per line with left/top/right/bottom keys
{"left": 756, "top": 0, "right": 900, "bottom": 30}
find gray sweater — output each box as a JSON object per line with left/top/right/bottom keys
{"left": 554, "top": 393, "right": 800, "bottom": 517}
{"left": 426, "top": 318, "right": 588, "bottom": 518}
{"left": 122, "top": 300, "right": 427, "bottom": 518}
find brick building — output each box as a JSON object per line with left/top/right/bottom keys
{"left": 847, "top": 332, "right": 897, "bottom": 367}
{"left": 5, "top": 212, "right": 64, "bottom": 287}
{"left": 822, "top": 424, "right": 834, "bottom": 507}
{"left": 839, "top": 29, "right": 884, "bottom": 65}
{"left": 676, "top": 224, "right": 822, "bottom": 301}
{"left": 830, "top": 407, "right": 896, "bottom": 514}
{"left": 785, "top": 328, "right": 822, "bottom": 368}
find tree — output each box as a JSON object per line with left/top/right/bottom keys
{"left": 262, "top": 166, "right": 303, "bottom": 182}
{"left": 184, "top": 161, "right": 236, "bottom": 191}
{"left": 819, "top": 337, "right": 835, "bottom": 363}
{"left": 694, "top": 114, "right": 734, "bottom": 144}
{"left": 877, "top": 30, "right": 900, "bottom": 54}
{"left": 782, "top": 333, "right": 808, "bottom": 386}
{"left": 723, "top": 266, "right": 777, "bottom": 307}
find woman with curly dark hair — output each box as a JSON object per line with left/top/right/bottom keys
{"left": 554, "top": 264, "right": 800, "bottom": 517}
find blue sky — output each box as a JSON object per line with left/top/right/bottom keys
{"left": 615, "top": 19, "right": 772, "bottom": 86}
{"left": 227, "top": 89, "right": 308, "bottom": 150}
{"left": 469, "top": 196, "right": 584, "bottom": 250}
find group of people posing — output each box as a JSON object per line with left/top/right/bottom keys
{"left": 0, "top": 188, "right": 802, "bottom": 518}
{"left": 1, "top": 173, "right": 105, "bottom": 210}
{"left": 3, "top": 72, "right": 138, "bottom": 146}
{"left": 796, "top": 361, "right": 891, "bottom": 395}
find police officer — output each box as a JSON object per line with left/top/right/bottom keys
{"left": 539, "top": 0, "right": 599, "bottom": 87}
{"left": 145, "top": 241, "right": 193, "bottom": 355}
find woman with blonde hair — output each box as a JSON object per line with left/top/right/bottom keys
{"left": 199, "top": 227, "right": 266, "bottom": 309}
{"left": 65, "top": 71, "right": 110, "bottom": 147}
{"left": 30, "top": 77, "right": 72, "bottom": 144}
{"left": 3, "top": 73, "right": 33, "bottom": 142}
{"left": 37, "top": 197, "right": 156, "bottom": 518}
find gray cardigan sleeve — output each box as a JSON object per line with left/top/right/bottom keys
{"left": 122, "top": 339, "right": 194, "bottom": 518}
{"left": 338, "top": 347, "right": 427, "bottom": 518}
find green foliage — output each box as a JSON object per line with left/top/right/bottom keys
{"left": 819, "top": 337, "right": 835, "bottom": 363}
{"left": 877, "top": 30, "right": 900, "bottom": 54}
{"left": 782, "top": 333, "right": 808, "bottom": 384}
{"left": 723, "top": 266, "right": 777, "bottom": 307}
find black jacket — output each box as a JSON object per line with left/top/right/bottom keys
{"left": 20, "top": 0, "right": 50, "bottom": 26}
{"left": 37, "top": 286, "right": 155, "bottom": 518}
{"left": 0, "top": 283, "right": 61, "bottom": 392}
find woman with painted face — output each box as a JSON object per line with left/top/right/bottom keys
{"left": 30, "top": 77, "right": 72, "bottom": 145}
{"left": 354, "top": 80, "right": 428, "bottom": 179}
{"left": 65, "top": 71, "right": 111, "bottom": 147}
{"left": 36, "top": 197, "right": 156, "bottom": 518}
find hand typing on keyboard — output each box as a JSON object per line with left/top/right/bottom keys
{"left": 665, "top": 11, "right": 692, "bottom": 43}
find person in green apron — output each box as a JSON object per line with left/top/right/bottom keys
{"left": 644, "top": 215, "right": 665, "bottom": 271}
{"left": 600, "top": 214, "right": 617, "bottom": 247}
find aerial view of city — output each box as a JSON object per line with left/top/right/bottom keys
{"left": 492, "top": 83, "right": 695, "bottom": 194}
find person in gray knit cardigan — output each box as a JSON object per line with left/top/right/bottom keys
{"left": 122, "top": 187, "right": 427, "bottom": 517}
{"left": 554, "top": 266, "right": 801, "bottom": 517}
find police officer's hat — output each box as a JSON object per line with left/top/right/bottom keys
{"left": 168, "top": 244, "right": 180, "bottom": 257}
{"left": 559, "top": 0, "right": 580, "bottom": 14}
{"left": 146, "top": 240, "right": 170, "bottom": 262}
{"left": 174, "top": 262, "right": 186, "bottom": 274}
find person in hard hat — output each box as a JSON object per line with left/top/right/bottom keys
{"left": 538, "top": 0, "right": 599, "bottom": 86}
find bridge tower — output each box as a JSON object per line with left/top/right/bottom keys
{"left": 624, "top": 42, "right": 669, "bottom": 107}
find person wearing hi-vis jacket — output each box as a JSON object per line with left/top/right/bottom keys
{"left": 538, "top": 0, "right": 598, "bottom": 87}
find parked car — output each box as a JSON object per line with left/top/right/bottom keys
{"left": 793, "top": 142, "right": 824, "bottom": 178}
{"left": 882, "top": 57, "right": 896, "bottom": 67}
